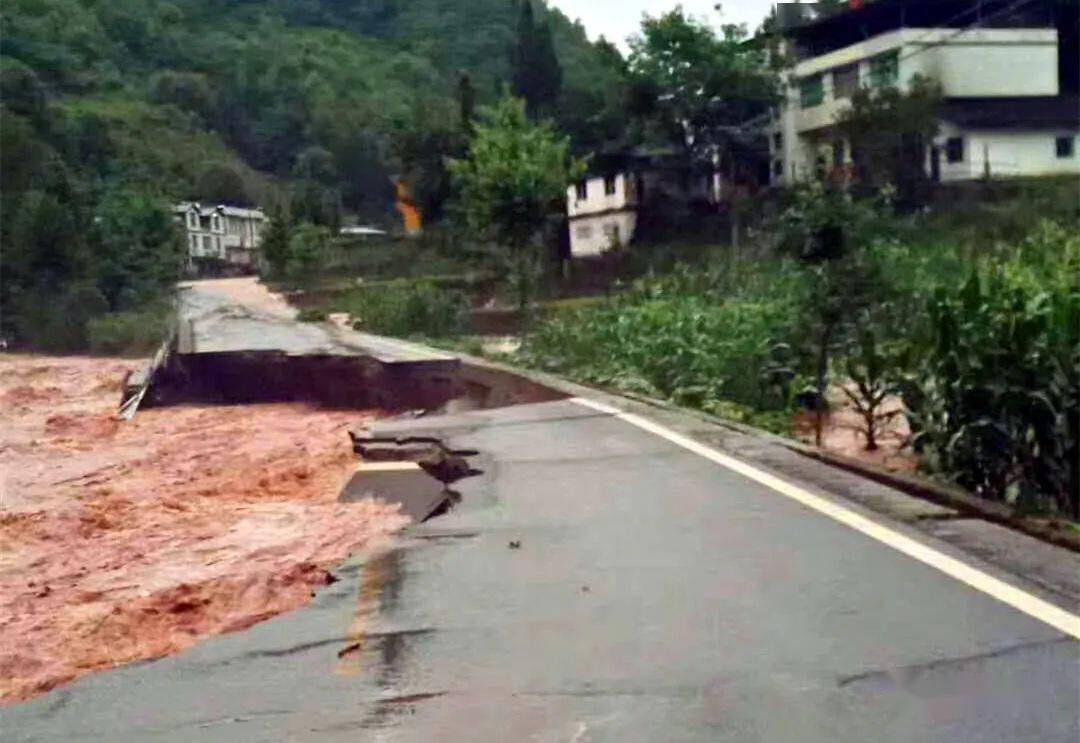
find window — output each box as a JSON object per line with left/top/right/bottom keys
{"left": 202, "top": 235, "right": 212, "bottom": 252}
{"left": 832, "top": 140, "right": 845, "bottom": 168}
{"left": 870, "top": 51, "right": 899, "bottom": 87}
{"left": 574, "top": 223, "right": 592, "bottom": 239}
{"left": 773, "top": 159, "right": 783, "bottom": 177}
{"left": 575, "top": 181, "right": 588, "bottom": 200}
{"left": 603, "top": 223, "right": 620, "bottom": 246}
{"left": 833, "top": 63, "right": 859, "bottom": 99}
{"left": 800, "top": 75, "right": 824, "bottom": 108}
{"left": 187, "top": 211, "right": 199, "bottom": 230}
{"left": 946, "top": 137, "right": 964, "bottom": 163}
{"left": 773, "top": 132, "right": 783, "bottom": 152}
{"left": 604, "top": 175, "right": 617, "bottom": 196}
{"left": 189, "top": 234, "right": 198, "bottom": 252}
{"left": 1056, "top": 136, "right": 1075, "bottom": 158}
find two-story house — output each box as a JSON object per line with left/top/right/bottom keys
{"left": 566, "top": 172, "right": 641, "bottom": 257}
{"left": 175, "top": 202, "right": 267, "bottom": 270}
{"left": 768, "top": 0, "right": 1079, "bottom": 184}
{"left": 566, "top": 150, "right": 723, "bottom": 257}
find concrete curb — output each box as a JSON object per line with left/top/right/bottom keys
{"left": 452, "top": 350, "right": 1080, "bottom": 555}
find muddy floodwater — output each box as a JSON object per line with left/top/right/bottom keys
{"left": 0, "top": 354, "right": 407, "bottom": 704}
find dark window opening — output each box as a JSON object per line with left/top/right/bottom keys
{"left": 870, "top": 51, "right": 899, "bottom": 87}
{"left": 833, "top": 63, "right": 859, "bottom": 99}
{"left": 946, "top": 137, "right": 964, "bottom": 163}
{"left": 1056, "top": 136, "right": 1074, "bottom": 158}
{"left": 773, "top": 132, "right": 783, "bottom": 151}
{"left": 832, "top": 140, "right": 845, "bottom": 168}
{"left": 773, "top": 159, "right": 783, "bottom": 177}
{"left": 575, "top": 181, "right": 588, "bottom": 200}
{"left": 604, "top": 175, "right": 617, "bottom": 195}
{"left": 800, "top": 74, "right": 824, "bottom": 108}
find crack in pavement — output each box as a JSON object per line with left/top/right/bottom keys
{"left": 837, "top": 636, "right": 1076, "bottom": 688}
{"left": 193, "top": 628, "right": 437, "bottom": 670}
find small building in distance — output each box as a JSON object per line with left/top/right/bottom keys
{"left": 566, "top": 171, "right": 642, "bottom": 258}
{"left": 565, "top": 149, "right": 728, "bottom": 258}
{"left": 175, "top": 202, "right": 267, "bottom": 272}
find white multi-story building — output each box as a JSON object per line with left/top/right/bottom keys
{"left": 175, "top": 202, "right": 267, "bottom": 269}
{"left": 768, "top": 0, "right": 1079, "bottom": 184}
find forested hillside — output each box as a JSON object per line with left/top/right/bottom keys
{"left": 0, "top": 0, "right": 628, "bottom": 348}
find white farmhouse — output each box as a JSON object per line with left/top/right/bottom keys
{"left": 566, "top": 150, "right": 724, "bottom": 257}
{"left": 566, "top": 173, "right": 640, "bottom": 257}
{"left": 175, "top": 202, "right": 267, "bottom": 269}
{"left": 768, "top": 0, "right": 1079, "bottom": 184}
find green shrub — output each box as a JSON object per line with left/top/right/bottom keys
{"left": 12, "top": 282, "right": 110, "bottom": 353}
{"left": 344, "top": 279, "right": 469, "bottom": 338}
{"left": 297, "top": 308, "right": 329, "bottom": 322}
{"left": 520, "top": 264, "right": 803, "bottom": 414}
{"left": 87, "top": 304, "right": 172, "bottom": 356}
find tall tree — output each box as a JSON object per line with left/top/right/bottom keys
{"left": 511, "top": 0, "right": 563, "bottom": 119}
{"left": 260, "top": 207, "right": 293, "bottom": 277}
{"left": 627, "top": 9, "right": 776, "bottom": 161}
{"left": 449, "top": 97, "right": 584, "bottom": 308}
{"left": 458, "top": 71, "right": 476, "bottom": 135}
{"left": 834, "top": 75, "right": 942, "bottom": 205}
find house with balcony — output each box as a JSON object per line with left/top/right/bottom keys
{"left": 175, "top": 202, "right": 267, "bottom": 272}
{"left": 768, "top": 0, "right": 1079, "bottom": 184}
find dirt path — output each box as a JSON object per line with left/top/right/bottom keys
{"left": 0, "top": 354, "right": 407, "bottom": 704}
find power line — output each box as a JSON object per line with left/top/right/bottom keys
{"left": 896, "top": 0, "right": 1043, "bottom": 65}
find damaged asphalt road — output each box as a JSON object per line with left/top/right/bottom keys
{"left": 3, "top": 399, "right": 1078, "bottom": 741}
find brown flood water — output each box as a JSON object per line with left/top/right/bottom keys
{"left": 0, "top": 354, "right": 407, "bottom": 704}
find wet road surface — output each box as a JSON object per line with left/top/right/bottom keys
{"left": 176, "top": 279, "right": 458, "bottom": 365}
{"left": 3, "top": 400, "right": 1077, "bottom": 741}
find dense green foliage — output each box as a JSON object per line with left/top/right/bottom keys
{"left": 450, "top": 97, "right": 585, "bottom": 307}
{"left": 520, "top": 260, "right": 806, "bottom": 432}
{"left": 903, "top": 222, "right": 1079, "bottom": 517}
{"left": 834, "top": 75, "right": 942, "bottom": 203}
{"left": 0, "top": 0, "right": 626, "bottom": 349}
{"left": 520, "top": 188, "right": 1080, "bottom": 516}
{"left": 626, "top": 9, "right": 776, "bottom": 159}
{"left": 511, "top": 0, "right": 562, "bottom": 119}
{"left": 344, "top": 280, "right": 469, "bottom": 339}
{"left": 86, "top": 303, "right": 174, "bottom": 356}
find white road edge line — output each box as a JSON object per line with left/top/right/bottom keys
{"left": 570, "top": 396, "right": 1080, "bottom": 640}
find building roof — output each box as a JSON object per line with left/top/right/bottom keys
{"left": 784, "top": 0, "right": 1058, "bottom": 58}
{"left": 339, "top": 226, "right": 387, "bottom": 236}
{"left": 940, "top": 96, "right": 1080, "bottom": 129}
{"left": 175, "top": 202, "right": 266, "bottom": 220}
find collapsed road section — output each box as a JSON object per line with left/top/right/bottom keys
{"left": 143, "top": 280, "right": 461, "bottom": 410}
{"left": 133, "top": 279, "right": 561, "bottom": 522}
{"left": 128, "top": 279, "right": 562, "bottom": 413}
{"left": 1, "top": 279, "right": 558, "bottom": 704}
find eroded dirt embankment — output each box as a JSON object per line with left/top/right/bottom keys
{"left": 0, "top": 354, "right": 407, "bottom": 704}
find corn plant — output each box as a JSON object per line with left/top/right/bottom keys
{"left": 904, "top": 250, "right": 1079, "bottom": 517}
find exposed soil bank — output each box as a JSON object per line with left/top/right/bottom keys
{"left": 792, "top": 388, "right": 916, "bottom": 474}
{"left": 0, "top": 354, "right": 407, "bottom": 704}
